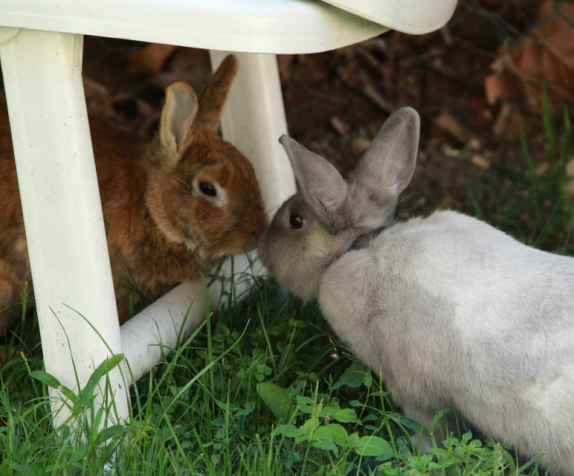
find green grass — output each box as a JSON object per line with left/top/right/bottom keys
{"left": 0, "top": 277, "right": 546, "bottom": 475}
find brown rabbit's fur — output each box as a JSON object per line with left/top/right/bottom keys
{"left": 0, "top": 54, "right": 267, "bottom": 331}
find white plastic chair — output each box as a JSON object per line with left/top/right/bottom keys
{"left": 0, "top": 0, "right": 457, "bottom": 428}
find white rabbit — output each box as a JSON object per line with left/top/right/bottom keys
{"left": 258, "top": 108, "right": 574, "bottom": 475}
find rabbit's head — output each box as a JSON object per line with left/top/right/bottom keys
{"left": 145, "top": 55, "right": 267, "bottom": 259}
{"left": 258, "top": 108, "right": 420, "bottom": 298}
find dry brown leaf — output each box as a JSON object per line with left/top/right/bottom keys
{"left": 466, "top": 98, "right": 495, "bottom": 129}
{"left": 351, "top": 136, "right": 371, "bottom": 155}
{"left": 434, "top": 110, "right": 472, "bottom": 143}
{"left": 492, "top": 102, "right": 530, "bottom": 142}
{"left": 126, "top": 44, "right": 178, "bottom": 77}
{"left": 536, "top": 161, "right": 550, "bottom": 175}
{"left": 471, "top": 154, "right": 491, "bottom": 170}
{"left": 442, "top": 144, "right": 460, "bottom": 158}
{"left": 330, "top": 116, "right": 350, "bottom": 136}
{"left": 468, "top": 138, "right": 482, "bottom": 151}
{"left": 485, "top": 0, "right": 574, "bottom": 114}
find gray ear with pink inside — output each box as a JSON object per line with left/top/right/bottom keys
{"left": 349, "top": 107, "right": 420, "bottom": 230}
{"left": 279, "top": 135, "right": 348, "bottom": 230}
{"left": 355, "top": 107, "right": 420, "bottom": 200}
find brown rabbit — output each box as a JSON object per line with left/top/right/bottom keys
{"left": 0, "top": 54, "right": 267, "bottom": 331}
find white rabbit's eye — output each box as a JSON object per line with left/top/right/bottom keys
{"left": 289, "top": 213, "right": 304, "bottom": 229}
{"left": 199, "top": 181, "right": 217, "bottom": 197}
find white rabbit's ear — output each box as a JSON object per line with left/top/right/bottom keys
{"left": 160, "top": 82, "right": 199, "bottom": 162}
{"left": 279, "top": 135, "right": 348, "bottom": 229}
{"left": 356, "top": 107, "right": 419, "bottom": 198}
{"left": 349, "top": 107, "right": 420, "bottom": 230}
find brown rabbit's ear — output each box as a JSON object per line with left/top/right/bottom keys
{"left": 195, "top": 54, "right": 239, "bottom": 132}
{"left": 160, "top": 82, "right": 199, "bottom": 159}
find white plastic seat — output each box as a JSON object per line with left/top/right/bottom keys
{"left": 320, "top": 0, "right": 458, "bottom": 35}
{"left": 0, "top": 0, "right": 457, "bottom": 430}
{"left": 0, "top": 0, "right": 387, "bottom": 54}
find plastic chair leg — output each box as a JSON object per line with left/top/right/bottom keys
{"left": 0, "top": 28, "right": 129, "bottom": 429}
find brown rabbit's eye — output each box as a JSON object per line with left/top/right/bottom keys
{"left": 199, "top": 181, "right": 217, "bottom": 197}
{"left": 289, "top": 213, "right": 304, "bottom": 229}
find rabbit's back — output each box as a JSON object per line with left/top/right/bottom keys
{"left": 378, "top": 210, "right": 574, "bottom": 344}
{"left": 320, "top": 210, "right": 574, "bottom": 471}
{"left": 322, "top": 210, "right": 574, "bottom": 356}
